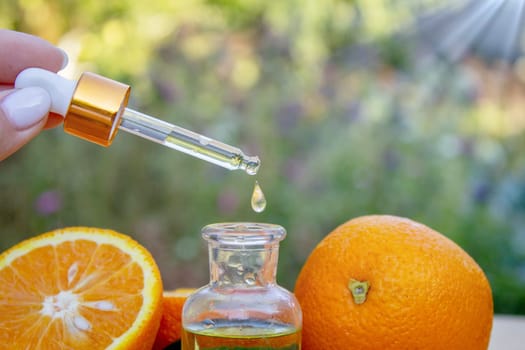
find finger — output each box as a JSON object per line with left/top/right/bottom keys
{"left": 0, "top": 30, "right": 67, "bottom": 84}
{"left": 2, "top": 84, "right": 63, "bottom": 130}
{"left": 0, "top": 87, "right": 51, "bottom": 160}
{"left": 0, "top": 84, "right": 13, "bottom": 92}
{"left": 44, "top": 113, "right": 63, "bottom": 129}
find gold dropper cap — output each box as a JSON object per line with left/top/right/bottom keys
{"left": 64, "top": 72, "right": 130, "bottom": 146}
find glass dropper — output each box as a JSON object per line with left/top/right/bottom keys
{"left": 119, "top": 108, "right": 260, "bottom": 175}
{"left": 14, "top": 68, "right": 260, "bottom": 175}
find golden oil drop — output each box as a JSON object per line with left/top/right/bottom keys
{"left": 251, "top": 181, "right": 267, "bottom": 213}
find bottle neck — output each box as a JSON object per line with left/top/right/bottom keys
{"left": 208, "top": 242, "right": 280, "bottom": 288}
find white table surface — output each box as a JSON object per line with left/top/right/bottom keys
{"left": 489, "top": 315, "right": 525, "bottom": 350}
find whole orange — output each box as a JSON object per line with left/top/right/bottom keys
{"left": 294, "top": 215, "right": 493, "bottom": 350}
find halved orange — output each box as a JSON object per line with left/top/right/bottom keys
{"left": 153, "top": 288, "right": 195, "bottom": 350}
{"left": 0, "top": 227, "right": 163, "bottom": 349}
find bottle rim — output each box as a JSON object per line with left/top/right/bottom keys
{"left": 202, "top": 222, "right": 286, "bottom": 245}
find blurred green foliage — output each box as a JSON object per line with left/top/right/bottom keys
{"left": 1, "top": 0, "right": 525, "bottom": 315}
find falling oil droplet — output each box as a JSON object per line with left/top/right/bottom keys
{"left": 251, "top": 181, "right": 267, "bottom": 213}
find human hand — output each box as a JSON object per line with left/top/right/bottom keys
{"left": 0, "top": 29, "right": 67, "bottom": 161}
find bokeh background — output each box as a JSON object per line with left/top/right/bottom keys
{"left": 1, "top": 0, "right": 525, "bottom": 315}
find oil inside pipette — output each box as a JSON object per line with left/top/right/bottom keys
{"left": 251, "top": 181, "right": 267, "bottom": 213}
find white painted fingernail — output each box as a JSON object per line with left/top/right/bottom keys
{"left": 58, "top": 48, "right": 69, "bottom": 69}
{"left": 1, "top": 87, "right": 51, "bottom": 130}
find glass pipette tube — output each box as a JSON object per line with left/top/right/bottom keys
{"left": 119, "top": 108, "right": 260, "bottom": 175}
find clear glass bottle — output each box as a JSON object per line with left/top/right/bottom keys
{"left": 182, "top": 222, "right": 302, "bottom": 350}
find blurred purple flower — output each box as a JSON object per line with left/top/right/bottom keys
{"left": 459, "top": 137, "right": 475, "bottom": 157}
{"left": 284, "top": 157, "right": 306, "bottom": 182}
{"left": 152, "top": 76, "right": 180, "bottom": 103}
{"left": 345, "top": 101, "right": 361, "bottom": 123}
{"left": 277, "top": 101, "right": 303, "bottom": 134}
{"left": 471, "top": 181, "right": 492, "bottom": 204}
{"left": 35, "top": 190, "right": 62, "bottom": 216}
{"left": 382, "top": 149, "right": 400, "bottom": 171}
{"left": 217, "top": 190, "right": 239, "bottom": 215}
{"left": 320, "top": 63, "right": 337, "bottom": 99}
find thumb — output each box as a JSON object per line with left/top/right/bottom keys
{"left": 0, "top": 87, "right": 51, "bottom": 161}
